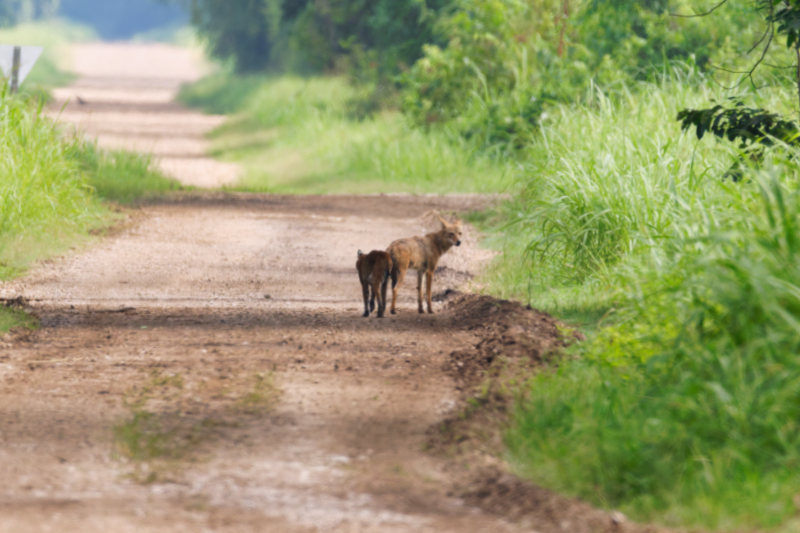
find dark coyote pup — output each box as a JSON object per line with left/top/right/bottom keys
{"left": 386, "top": 214, "right": 462, "bottom": 314}
{"left": 356, "top": 249, "right": 393, "bottom": 318}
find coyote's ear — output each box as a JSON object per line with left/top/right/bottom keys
{"left": 436, "top": 214, "right": 449, "bottom": 227}
{"left": 357, "top": 249, "right": 363, "bottom": 257}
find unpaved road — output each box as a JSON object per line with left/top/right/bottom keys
{"left": 0, "top": 44, "right": 533, "bottom": 532}
{"left": 0, "top": 194, "right": 510, "bottom": 533}
{"left": 50, "top": 43, "right": 241, "bottom": 188}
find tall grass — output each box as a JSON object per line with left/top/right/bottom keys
{"left": 508, "top": 171, "right": 800, "bottom": 529}
{"left": 181, "top": 75, "right": 519, "bottom": 193}
{"left": 0, "top": 92, "right": 100, "bottom": 267}
{"left": 482, "top": 71, "right": 795, "bottom": 307}
{"left": 494, "top": 70, "right": 800, "bottom": 528}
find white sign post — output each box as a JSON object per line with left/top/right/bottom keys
{"left": 0, "top": 45, "right": 42, "bottom": 93}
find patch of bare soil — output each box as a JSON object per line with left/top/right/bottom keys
{"left": 426, "top": 295, "right": 573, "bottom": 467}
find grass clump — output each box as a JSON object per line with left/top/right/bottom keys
{"left": 0, "top": 87, "right": 179, "bottom": 281}
{"left": 0, "top": 304, "right": 37, "bottom": 334}
{"left": 68, "top": 142, "right": 185, "bottom": 204}
{"left": 0, "top": 91, "right": 103, "bottom": 277}
{"left": 234, "top": 372, "right": 279, "bottom": 415}
{"left": 180, "top": 75, "right": 518, "bottom": 194}
{"left": 115, "top": 370, "right": 203, "bottom": 474}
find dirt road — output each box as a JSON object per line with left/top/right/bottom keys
{"left": 50, "top": 43, "right": 241, "bottom": 188}
{"left": 0, "top": 44, "right": 535, "bottom": 532}
{"left": 0, "top": 193, "right": 516, "bottom": 533}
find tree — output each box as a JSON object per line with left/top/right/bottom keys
{"left": 172, "top": 0, "right": 450, "bottom": 75}
{"left": 180, "top": 0, "right": 281, "bottom": 73}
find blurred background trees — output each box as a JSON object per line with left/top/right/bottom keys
{"left": 165, "top": 0, "right": 774, "bottom": 147}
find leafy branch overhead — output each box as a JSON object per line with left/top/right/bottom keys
{"left": 675, "top": 0, "right": 800, "bottom": 179}
{"left": 677, "top": 100, "right": 800, "bottom": 148}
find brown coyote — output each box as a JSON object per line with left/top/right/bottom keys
{"left": 356, "top": 249, "right": 393, "bottom": 318}
{"left": 386, "top": 214, "right": 463, "bottom": 315}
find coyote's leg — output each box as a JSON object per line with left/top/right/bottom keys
{"left": 369, "top": 281, "right": 376, "bottom": 312}
{"left": 361, "top": 281, "right": 370, "bottom": 317}
{"left": 390, "top": 266, "right": 407, "bottom": 315}
{"left": 371, "top": 277, "right": 381, "bottom": 316}
{"left": 425, "top": 269, "right": 434, "bottom": 314}
{"left": 378, "top": 275, "right": 389, "bottom": 317}
{"left": 416, "top": 270, "right": 424, "bottom": 314}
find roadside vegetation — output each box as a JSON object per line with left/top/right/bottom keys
{"left": 176, "top": 0, "right": 800, "bottom": 529}
{"left": 179, "top": 74, "right": 518, "bottom": 193}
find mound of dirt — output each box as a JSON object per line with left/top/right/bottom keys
{"left": 443, "top": 294, "right": 583, "bottom": 390}
{"left": 427, "top": 295, "right": 581, "bottom": 458}
{"left": 428, "top": 295, "right": 646, "bottom": 532}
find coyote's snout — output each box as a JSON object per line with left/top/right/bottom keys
{"left": 386, "top": 214, "right": 463, "bottom": 315}
{"left": 356, "top": 249, "right": 393, "bottom": 318}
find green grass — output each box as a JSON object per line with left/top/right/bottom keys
{"left": 0, "top": 305, "right": 37, "bottom": 334}
{"left": 0, "top": 91, "right": 103, "bottom": 276}
{"left": 68, "top": 142, "right": 186, "bottom": 204}
{"left": 179, "top": 74, "right": 520, "bottom": 194}
{"left": 234, "top": 372, "right": 279, "bottom": 415}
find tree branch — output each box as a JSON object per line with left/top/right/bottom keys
{"left": 670, "top": 0, "right": 729, "bottom": 18}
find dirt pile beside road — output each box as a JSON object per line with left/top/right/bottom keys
{"left": 430, "top": 296, "right": 577, "bottom": 459}
{"left": 444, "top": 295, "right": 579, "bottom": 390}
{"left": 425, "top": 295, "right": 657, "bottom": 533}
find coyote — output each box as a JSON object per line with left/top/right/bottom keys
{"left": 386, "top": 214, "right": 463, "bottom": 315}
{"left": 356, "top": 249, "right": 393, "bottom": 318}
